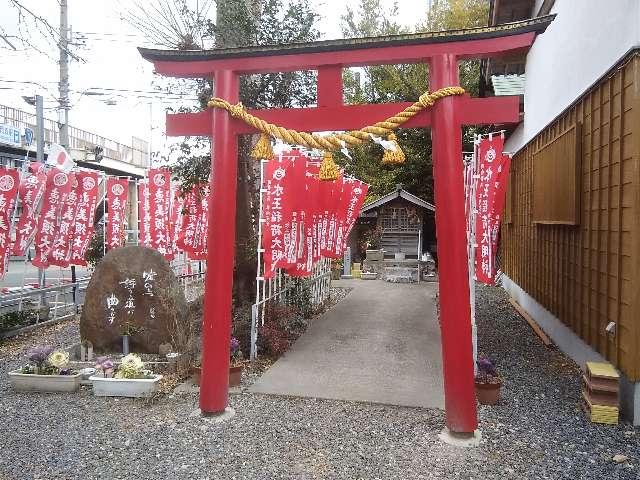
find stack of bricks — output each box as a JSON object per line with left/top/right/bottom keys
{"left": 581, "top": 361, "right": 620, "bottom": 425}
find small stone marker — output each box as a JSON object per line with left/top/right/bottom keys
{"left": 80, "top": 246, "right": 189, "bottom": 354}
{"left": 341, "top": 247, "right": 353, "bottom": 279}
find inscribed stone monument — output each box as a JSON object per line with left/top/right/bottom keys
{"left": 80, "top": 246, "right": 189, "bottom": 353}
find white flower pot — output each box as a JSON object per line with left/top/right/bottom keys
{"left": 9, "top": 370, "right": 81, "bottom": 393}
{"left": 89, "top": 374, "right": 163, "bottom": 398}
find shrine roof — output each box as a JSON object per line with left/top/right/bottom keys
{"left": 362, "top": 186, "right": 435, "bottom": 214}
{"left": 139, "top": 15, "right": 554, "bottom": 63}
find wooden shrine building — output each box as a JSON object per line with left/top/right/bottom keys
{"left": 350, "top": 185, "right": 436, "bottom": 262}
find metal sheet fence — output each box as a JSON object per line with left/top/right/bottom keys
{"left": 250, "top": 258, "right": 331, "bottom": 360}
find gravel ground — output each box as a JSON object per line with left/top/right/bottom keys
{"left": 0, "top": 284, "right": 638, "bottom": 479}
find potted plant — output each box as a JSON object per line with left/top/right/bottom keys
{"left": 229, "top": 337, "right": 243, "bottom": 387}
{"left": 89, "top": 353, "right": 162, "bottom": 398}
{"left": 9, "top": 346, "right": 81, "bottom": 392}
{"left": 331, "top": 258, "right": 343, "bottom": 280}
{"left": 475, "top": 357, "right": 501, "bottom": 405}
{"left": 363, "top": 225, "right": 384, "bottom": 261}
{"left": 191, "top": 337, "right": 244, "bottom": 387}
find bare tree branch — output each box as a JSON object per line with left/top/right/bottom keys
{"left": 120, "top": 0, "right": 215, "bottom": 50}
{"left": 7, "top": 0, "right": 85, "bottom": 62}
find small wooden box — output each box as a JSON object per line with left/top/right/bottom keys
{"left": 582, "top": 362, "right": 620, "bottom": 425}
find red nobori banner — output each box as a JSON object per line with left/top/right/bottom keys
{"left": 168, "top": 185, "right": 185, "bottom": 260}
{"left": 12, "top": 162, "right": 46, "bottom": 256}
{"left": 137, "top": 180, "right": 151, "bottom": 247}
{"left": 318, "top": 172, "right": 344, "bottom": 258}
{"left": 0, "top": 167, "right": 20, "bottom": 275}
{"left": 32, "top": 168, "right": 73, "bottom": 268}
{"left": 48, "top": 173, "right": 77, "bottom": 267}
{"left": 262, "top": 153, "right": 294, "bottom": 278}
{"left": 286, "top": 154, "right": 316, "bottom": 277}
{"left": 69, "top": 171, "right": 100, "bottom": 266}
{"left": 474, "top": 135, "right": 509, "bottom": 284}
{"left": 106, "top": 177, "right": 129, "bottom": 249}
{"left": 284, "top": 151, "right": 308, "bottom": 273}
{"left": 336, "top": 178, "right": 368, "bottom": 256}
{"left": 147, "top": 168, "right": 172, "bottom": 256}
{"left": 190, "top": 185, "right": 209, "bottom": 260}
{"left": 176, "top": 186, "right": 199, "bottom": 255}
{"left": 177, "top": 184, "right": 209, "bottom": 260}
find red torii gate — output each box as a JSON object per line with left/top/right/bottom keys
{"left": 140, "top": 16, "right": 552, "bottom": 436}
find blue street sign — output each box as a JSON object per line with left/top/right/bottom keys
{"left": 23, "top": 127, "right": 34, "bottom": 146}
{"left": 0, "top": 123, "right": 21, "bottom": 147}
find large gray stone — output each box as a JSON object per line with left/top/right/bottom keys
{"left": 80, "top": 246, "right": 190, "bottom": 354}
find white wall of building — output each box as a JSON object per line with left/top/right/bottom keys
{"left": 505, "top": 0, "right": 640, "bottom": 152}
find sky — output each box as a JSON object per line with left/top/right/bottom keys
{"left": 0, "top": 0, "right": 427, "bottom": 158}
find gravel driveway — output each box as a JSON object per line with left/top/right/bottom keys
{"left": 0, "top": 285, "right": 638, "bottom": 479}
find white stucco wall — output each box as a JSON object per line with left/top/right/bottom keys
{"left": 505, "top": 0, "right": 640, "bottom": 152}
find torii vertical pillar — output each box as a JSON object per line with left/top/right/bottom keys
{"left": 430, "top": 53, "right": 478, "bottom": 434}
{"left": 200, "top": 69, "right": 239, "bottom": 414}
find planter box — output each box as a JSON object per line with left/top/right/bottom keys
{"left": 360, "top": 272, "right": 378, "bottom": 280}
{"left": 394, "top": 252, "right": 406, "bottom": 260}
{"left": 89, "top": 374, "right": 163, "bottom": 398}
{"left": 229, "top": 365, "right": 243, "bottom": 387}
{"left": 9, "top": 370, "right": 81, "bottom": 393}
{"left": 475, "top": 381, "right": 501, "bottom": 405}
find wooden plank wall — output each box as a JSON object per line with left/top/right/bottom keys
{"left": 502, "top": 53, "right": 640, "bottom": 381}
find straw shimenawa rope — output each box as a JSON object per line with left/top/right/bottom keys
{"left": 207, "top": 86, "right": 465, "bottom": 152}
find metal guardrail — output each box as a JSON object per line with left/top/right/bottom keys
{"left": 0, "top": 271, "right": 206, "bottom": 339}
{"left": 0, "top": 277, "right": 90, "bottom": 338}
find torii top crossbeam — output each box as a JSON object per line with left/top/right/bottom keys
{"left": 140, "top": 16, "right": 553, "bottom": 136}
{"left": 139, "top": 15, "right": 553, "bottom": 436}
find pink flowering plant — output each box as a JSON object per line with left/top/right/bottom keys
{"left": 230, "top": 337, "right": 243, "bottom": 366}
{"left": 20, "top": 345, "right": 74, "bottom": 375}
{"left": 94, "top": 356, "right": 115, "bottom": 378}
{"left": 94, "top": 354, "right": 154, "bottom": 379}
{"left": 475, "top": 357, "right": 500, "bottom": 385}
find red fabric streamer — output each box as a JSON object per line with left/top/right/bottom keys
{"left": 336, "top": 178, "right": 369, "bottom": 255}
{"left": 474, "top": 136, "right": 510, "bottom": 284}
{"left": 190, "top": 185, "right": 209, "bottom": 260}
{"left": 137, "top": 180, "right": 151, "bottom": 247}
{"left": 0, "top": 167, "right": 20, "bottom": 275}
{"left": 12, "top": 162, "right": 46, "bottom": 256}
{"left": 48, "top": 173, "right": 77, "bottom": 267}
{"left": 176, "top": 184, "right": 208, "bottom": 260}
{"left": 32, "top": 168, "right": 73, "bottom": 268}
{"left": 105, "top": 177, "right": 129, "bottom": 250}
{"left": 168, "top": 186, "right": 185, "bottom": 260}
{"left": 147, "top": 168, "right": 171, "bottom": 256}
{"left": 262, "top": 153, "right": 294, "bottom": 278}
{"left": 69, "top": 171, "right": 100, "bottom": 266}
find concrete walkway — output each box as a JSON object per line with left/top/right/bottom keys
{"left": 250, "top": 279, "right": 444, "bottom": 409}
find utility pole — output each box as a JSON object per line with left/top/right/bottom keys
{"left": 58, "top": 0, "right": 77, "bottom": 301}
{"left": 36, "top": 95, "right": 44, "bottom": 163}
{"left": 59, "top": 0, "right": 70, "bottom": 149}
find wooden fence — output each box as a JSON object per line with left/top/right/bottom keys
{"left": 502, "top": 52, "right": 640, "bottom": 381}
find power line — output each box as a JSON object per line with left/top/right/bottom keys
{"left": 0, "top": 79, "right": 200, "bottom": 100}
